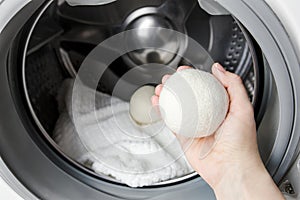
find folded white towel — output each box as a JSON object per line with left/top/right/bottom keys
{"left": 53, "top": 79, "right": 193, "bottom": 187}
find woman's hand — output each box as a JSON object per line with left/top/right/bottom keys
{"left": 152, "top": 63, "right": 284, "bottom": 200}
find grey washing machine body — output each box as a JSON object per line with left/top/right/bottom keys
{"left": 0, "top": 0, "right": 299, "bottom": 199}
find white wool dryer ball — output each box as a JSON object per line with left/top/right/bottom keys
{"left": 159, "top": 69, "right": 229, "bottom": 138}
{"left": 129, "top": 85, "right": 161, "bottom": 125}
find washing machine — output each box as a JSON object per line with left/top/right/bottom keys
{"left": 0, "top": 0, "right": 299, "bottom": 199}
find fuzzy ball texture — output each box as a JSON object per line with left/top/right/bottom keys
{"left": 159, "top": 69, "right": 229, "bottom": 138}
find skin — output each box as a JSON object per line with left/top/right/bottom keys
{"left": 152, "top": 63, "right": 284, "bottom": 200}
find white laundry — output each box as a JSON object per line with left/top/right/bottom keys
{"left": 53, "top": 79, "right": 193, "bottom": 187}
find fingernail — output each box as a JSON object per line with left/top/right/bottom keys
{"left": 213, "top": 63, "right": 226, "bottom": 73}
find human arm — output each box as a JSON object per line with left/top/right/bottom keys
{"left": 152, "top": 63, "right": 284, "bottom": 200}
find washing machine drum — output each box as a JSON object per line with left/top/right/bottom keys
{"left": 0, "top": 0, "right": 299, "bottom": 199}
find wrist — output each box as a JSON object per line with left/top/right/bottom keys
{"left": 213, "top": 158, "right": 284, "bottom": 200}
{"left": 213, "top": 160, "right": 262, "bottom": 199}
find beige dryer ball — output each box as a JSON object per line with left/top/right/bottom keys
{"left": 129, "top": 85, "right": 161, "bottom": 125}
{"left": 159, "top": 69, "right": 229, "bottom": 138}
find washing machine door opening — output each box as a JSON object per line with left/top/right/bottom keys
{"left": 14, "top": 0, "right": 262, "bottom": 188}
